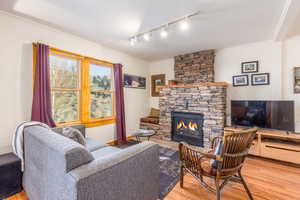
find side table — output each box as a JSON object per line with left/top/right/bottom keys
{"left": 0, "top": 153, "right": 22, "bottom": 199}
{"left": 132, "top": 129, "right": 156, "bottom": 142}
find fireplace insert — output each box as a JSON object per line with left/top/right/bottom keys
{"left": 171, "top": 111, "right": 204, "bottom": 147}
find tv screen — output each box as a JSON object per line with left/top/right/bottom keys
{"left": 231, "top": 101, "right": 294, "bottom": 132}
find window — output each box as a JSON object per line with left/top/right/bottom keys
{"left": 48, "top": 48, "right": 115, "bottom": 127}
{"left": 89, "top": 62, "right": 114, "bottom": 119}
{"left": 50, "top": 53, "right": 81, "bottom": 124}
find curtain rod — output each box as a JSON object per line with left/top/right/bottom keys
{"left": 32, "top": 42, "right": 116, "bottom": 66}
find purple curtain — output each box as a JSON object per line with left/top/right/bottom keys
{"left": 31, "top": 43, "right": 56, "bottom": 127}
{"left": 114, "top": 64, "right": 126, "bottom": 144}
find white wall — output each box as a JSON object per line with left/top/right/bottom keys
{"left": 214, "top": 41, "right": 283, "bottom": 124}
{"left": 148, "top": 40, "right": 300, "bottom": 130}
{"left": 0, "top": 11, "right": 150, "bottom": 153}
{"left": 282, "top": 35, "right": 300, "bottom": 131}
{"left": 148, "top": 58, "right": 174, "bottom": 108}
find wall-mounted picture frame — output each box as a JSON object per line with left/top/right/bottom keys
{"left": 294, "top": 67, "right": 300, "bottom": 93}
{"left": 232, "top": 75, "right": 248, "bottom": 87}
{"left": 124, "top": 74, "right": 146, "bottom": 89}
{"left": 151, "top": 74, "right": 165, "bottom": 97}
{"left": 241, "top": 61, "right": 259, "bottom": 73}
{"left": 251, "top": 73, "right": 270, "bottom": 86}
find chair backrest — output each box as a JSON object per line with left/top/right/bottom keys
{"left": 218, "top": 128, "right": 257, "bottom": 174}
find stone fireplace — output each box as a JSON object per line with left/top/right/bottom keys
{"left": 171, "top": 111, "right": 204, "bottom": 147}
{"left": 157, "top": 50, "right": 228, "bottom": 148}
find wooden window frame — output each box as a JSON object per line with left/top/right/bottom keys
{"left": 33, "top": 44, "right": 116, "bottom": 127}
{"left": 82, "top": 58, "right": 116, "bottom": 127}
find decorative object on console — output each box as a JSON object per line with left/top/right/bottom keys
{"left": 232, "top": 75, "right": 248, "bottom": 87}
{"left": 251, "top": 73, "right": 270, "bottom": 86}
{"left": 168, "top": 80, "right": 178, "bottom": 86}
{"left": 294, "top": 67, "right": 300, "bottom": 93}
{"left": 241, "top": 61, "right": 259, "bottom": 73}
{"left": 124, "top": 74, "right": 146, "bottom": 89}
{"left": 151, "top": 74, "right": 166, "bottom": 97}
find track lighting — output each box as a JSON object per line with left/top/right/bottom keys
{"left": 180, "top": 17, "right": 189, "bottom": 31}
{"left": 143, "top": 33, "right": 151, "bottom": 41}
{"left": 160, "top": 25, "right": 168, "bottom": 38}
{"left": 130, "top": 36, "right": 137, "bottom": 46}
{"left": 129, "top": 11, "right": 200, "bottom": 45}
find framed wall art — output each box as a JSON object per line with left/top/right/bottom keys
{"left": 151, "top": 74, "right": 166, "bottom": 97}
{"left": 232, "top": 75, "right": 248, "bottom": 87}
{"left": 241, "top": 61, "right": 259, "bottom": 73}
{"left": 251, "top": 73, "right": 270, "bottom": 86}
{"left": 124, "top": 74, "right": 146, "bottom": 89}
{"left": 294, "top": 67, "right": 300, "bottom": 93}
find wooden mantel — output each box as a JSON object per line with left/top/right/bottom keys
{"left": 157, "top": 82, "right": 229, "bottom": 89}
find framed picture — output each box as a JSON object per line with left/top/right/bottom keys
{"left": 151, "top": 74, "right": 166, "bottom": 97}
{"left": 251, "top": 73, "right": 270, "bottom": 86}
{"left": 241, "top": 61, "right": 259, "bottom": 73}
{"left": 294, "top": 67, "right": 300, "bottom": 93}
{"left": 232, "top": 75, "right": 248, "bottom": 87}
{"left": 124, "top": 74, "right": 146, "bottom": 89}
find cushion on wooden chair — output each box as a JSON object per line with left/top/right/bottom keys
{"left": 149, "top": 108, "right": 160, "bottom": 118}
{"left": 140, "top": 117, "right": 159, "bottom": 124}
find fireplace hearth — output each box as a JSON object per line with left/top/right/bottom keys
{"left": 171, "top": 111, "right": 204, "bottom": 147}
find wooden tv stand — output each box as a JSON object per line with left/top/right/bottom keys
{"left": 225, "top": 126, "right": 300, "bottom": 165}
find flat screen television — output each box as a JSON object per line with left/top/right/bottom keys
{"left": 231, "top": 100, "right": 294, "bottom": 132}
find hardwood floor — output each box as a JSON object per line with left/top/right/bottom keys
{"left": 166, "top": 157, "right": 300, "bottom": 200}
{"left": 6, "top": 138, "right": 300, "bottom": 200}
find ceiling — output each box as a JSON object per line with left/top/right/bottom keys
{"left": 0, "top": 0, "right": 296, "bottom": 61}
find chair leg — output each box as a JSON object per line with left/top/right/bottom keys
{"left": 180, "top": 166, "right": 184, "bottom": 188}
{"left": 215, "top": 178, "right": 221, "bottom": 200}
{"left": 238, "top": 170, "right": 254, "bottom": 200}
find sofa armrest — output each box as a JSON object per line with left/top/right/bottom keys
{"left": 68, "top": 142, "right": 159, "bottom": 200}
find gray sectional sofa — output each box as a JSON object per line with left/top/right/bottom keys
{"left": 23, "top": 125, "right": 159, "bottom": 200}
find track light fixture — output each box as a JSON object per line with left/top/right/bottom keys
{"left": 180, "top": 17, "right": 189, "bottom": 31}
{"left": 160, "top": 25, "right": 168, "bottom": 38}
{"left": 129, "top": 10, "right": 200, "bottom": 46}
{"left": 143, "top": 33, "right": 151, "bottom": 41}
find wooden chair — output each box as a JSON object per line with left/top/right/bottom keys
{"left": 179, "top": 128, "right": 257, "bottom": 200}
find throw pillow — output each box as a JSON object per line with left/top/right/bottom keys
{"left": 210, "top": 140, "right": 223, "bottom": 169}
{"left": 60, "top": 127, "right": 86, "bottom": 146}
{"left": 149, "top": 108, "right": 160, "bottom": 118}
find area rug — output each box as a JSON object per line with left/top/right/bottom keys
{"left": 118, "top": 140, "right": 180, "bottom": 199}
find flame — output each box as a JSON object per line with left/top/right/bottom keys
{"left": 188, "top": 122, "right": 198, "bottom": 131}
{"left": 177, "top": 121, "right": 187, "bottom": 129}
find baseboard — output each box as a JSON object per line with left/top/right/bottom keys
{"left": 106, "top": 136, "right": 134, "bottom": 146}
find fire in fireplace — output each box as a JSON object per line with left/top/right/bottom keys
{"left": 171, "top": 111, "right": 204, "bottom": 147}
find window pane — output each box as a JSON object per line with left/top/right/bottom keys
{"left": 90, "top": 92, "right": 112, "bottom": 118}
{"left": 52, "top": 91, "right": 79, "bottom": 123}
{"left": 90, "top": 64, "right": 112, "bottom": 90}
{"left": 50, "top": 54, "right": 80, "bottom": 88}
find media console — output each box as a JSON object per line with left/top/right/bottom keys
{"left": 225, "top": 126, "right": 300, "bottom": 165}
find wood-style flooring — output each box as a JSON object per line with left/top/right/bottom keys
{"left": 6, "top": 138, "right": 300, "bottom": 200}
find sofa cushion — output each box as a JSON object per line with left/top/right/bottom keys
{"left": 52, "top": 124, "right": 86, "bottom": 138}
{"left": 91, "top": 146, "right": 121, "bottom": 158}
{"left": 149, "top": 108, "right": 160, "bottom": 118}
{"left": 59, "top": 127, "right": 86, "bottom": 146}
{"left": 140, "top": 117, "right": 159, "bottom": 124}
{"left": 85, "top": 138, "right": 107, "bottom": 152}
